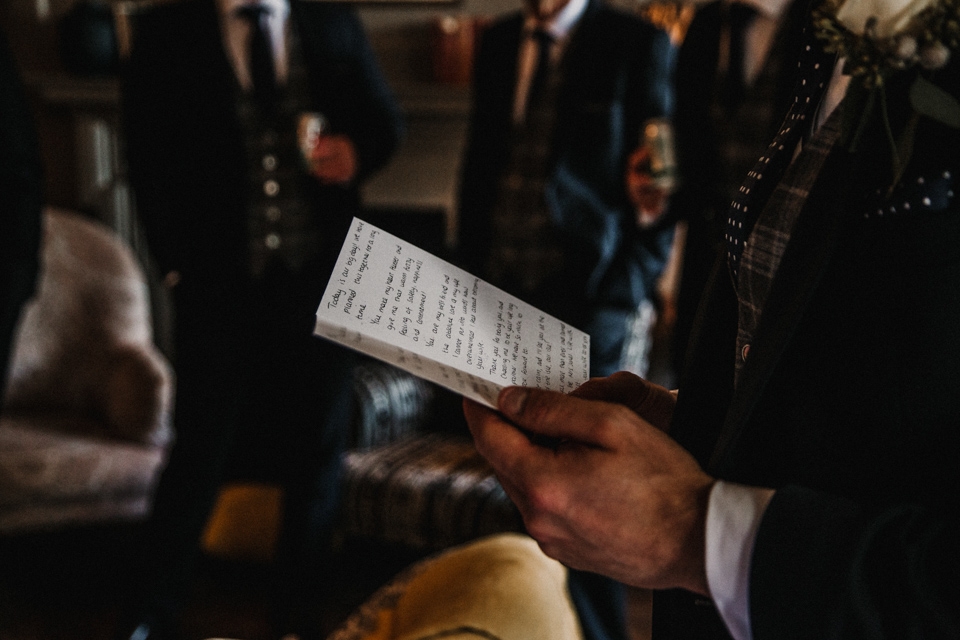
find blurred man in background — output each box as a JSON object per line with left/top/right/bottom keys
{"left": 118, "top": 1, "right": 403, "bottom": 638}
{"left": 457, "top": 0, "right": 676, "bottom": 381}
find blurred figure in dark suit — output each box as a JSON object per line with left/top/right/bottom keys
{"left": 457, "top": 0, "right": 676, "bottom": 381}
{"left": 117, "top": 1, "right": 403, "bottom": 638}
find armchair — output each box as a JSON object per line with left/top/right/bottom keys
{"left": 0, "top": 208, "right": 174, "bottom": 534}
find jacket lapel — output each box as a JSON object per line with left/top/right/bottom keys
{"left": 707, "top": 146, "right": 853, "bottom": 473}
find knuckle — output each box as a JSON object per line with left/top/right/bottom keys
{"left": 592, "top": 406, "right": 630, "bottom": 441}
{"left": 609, "top": 370, "right": 641, "bottom": 386}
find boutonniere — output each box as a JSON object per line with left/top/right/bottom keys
{"left": 813, "top": 0, "right": 960, "bottom": 184}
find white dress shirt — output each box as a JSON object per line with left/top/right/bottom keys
{"left": 731, "top": 0, "right": 794, "bottom": 86}
{"left": 217, "top": 0, "right": 290, "bottom": 89}
{"left": 512, "top": 0, "right": 589, "bottom": 124}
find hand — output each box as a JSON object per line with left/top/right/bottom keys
{"left": 625, "top": 146, "right": 671, "bottom": 227}
{"left": 464, "top": 384, "right": 713, "bottom": 595}
{"left": 570, "top": 371, "right": 677, "bottom": 433}
{"left": 309, "top": 134, "right": 358, "bottom": 184}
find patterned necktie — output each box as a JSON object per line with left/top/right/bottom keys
{"left": 725, "top": 25, "right": 834, "bottom": 282}
{"left": 237, "top": 3, "right": 277, "bottom": 113}
{"left": 721, "top": 2, "right": 758, "bottom": 113}
{"left": 528, "top": 28, "right": 555, "bottom": 108}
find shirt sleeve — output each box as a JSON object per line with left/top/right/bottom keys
{"left": 705, "top": 481, "right": 776, "bottom": 640}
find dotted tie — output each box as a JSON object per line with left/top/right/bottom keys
{"left": 528, "top": 28, "right": 555, "bottom": 108}
{"left": 726, "top": 27, "right": 834, "bottom": 282}
{"left": 237, "top": 4, "right": 277, "bottom": 113}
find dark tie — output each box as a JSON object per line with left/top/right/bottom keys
{"left": 721, "top": 2, "right": 758, "bottom": 113}
{"left": 528, "top": 28, "right": 554, "bottom": 107}
{"left": 237, "top": 3, "right": 277, "bottom": 113}
{"left": 725, "top": 25, "right": 834, "bottom": 282}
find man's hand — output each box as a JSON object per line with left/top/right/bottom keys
{"left": 571, "top": 371, "right": 677, "bottom": 433}
{"left": 309, "top": 135, "right": 358, "bottom": 184}
{"left": 464, "top": 382, "right": 713, "bottom": 595}
{"left": 625, "top": 146, "right": 671, "bottom": 227}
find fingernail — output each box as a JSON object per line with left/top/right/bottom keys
{"left": 500, "top": 387, "right": 528, "bottom": 418}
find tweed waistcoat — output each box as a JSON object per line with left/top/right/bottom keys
{"left": 733, "top": 105, "right": 843, "bottom": 383}
{"left": 485, "top": 60, "right": 565, "bottom": 300}
{"left": 237, "top": 26, "right": 321, "bottom": 278}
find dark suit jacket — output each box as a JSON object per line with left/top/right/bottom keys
{"left": 657, "top": 48, "right": 960, "bottom": 640}
{"left": 122, "top": 0, "right": 403, "bottom": 315}
{"left": 0, "top": 30, "right": 42, "bottom": 405}
{"left": 457, "top": 1, "right": 675, "bottom": 324}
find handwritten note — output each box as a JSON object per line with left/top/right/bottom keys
{"left": 314, "top": 218, "right": 591, "bottom": 408}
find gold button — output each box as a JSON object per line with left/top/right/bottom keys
{"left": 262, "top": 154, "right": 278, "bottom": 171}
{"left": 264, "top": 180, "right": 279, "bottom": 197}
{"left": 265, "top": 234, "right": 281, "bottom": 250}
{"left": 265, "top": 206, "right": 281, "bottom": 222}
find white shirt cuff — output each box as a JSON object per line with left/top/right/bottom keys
{"left": 705, "top": 481, "right": 776, "bottom": 640}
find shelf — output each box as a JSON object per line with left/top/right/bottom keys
{"left": 391, "top": 80, "right": 471, "bottom": 118}
{"left": 24, "top": 72, "right": 468, "bottom": 248}
{"left": 25, "top": 72, "right": 121, "bottom": 109}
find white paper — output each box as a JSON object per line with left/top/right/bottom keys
{"left": 314, "top": 218, "right": 591, "bottom": 409}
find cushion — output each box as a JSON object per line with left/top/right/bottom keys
{"left": 2, "top": 208, "right": 173, "bottom": 446}
{"left": 0, "top": 415, "right": 167, "bottom": 531}
{"left": 327, "top": 533, "right": 584, "bottom": 640}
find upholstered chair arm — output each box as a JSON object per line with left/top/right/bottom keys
{"left": 99, "top": 343, "right": 174, "bottom": 448}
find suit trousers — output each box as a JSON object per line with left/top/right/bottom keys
{"left": 132, "top": 258, "right": 356, "bottom": 621}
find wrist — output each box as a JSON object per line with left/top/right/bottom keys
{"left": 676, "top": 476, "right": 715, "bottom": 596}
{"left": 647, "top": 474, "right": 714, "bottom": 595}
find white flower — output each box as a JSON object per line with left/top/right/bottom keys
{"left": 919, "top": 40, "right": 952, "bottom": 67}
{"left": 834, "top": 0, "right": 936, "bottom": 38}
{"left": 895, "top": 34, "right": 919, "bottom": 58}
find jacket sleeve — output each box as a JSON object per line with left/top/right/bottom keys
{"left": 332, "top": 8, "right": 405, "bottom": 184}
{"left": 750, "top": 486, "right": 960, "bottom": 639}
{"left": 747, "top": 60, "right": 960, "bottom": 639}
